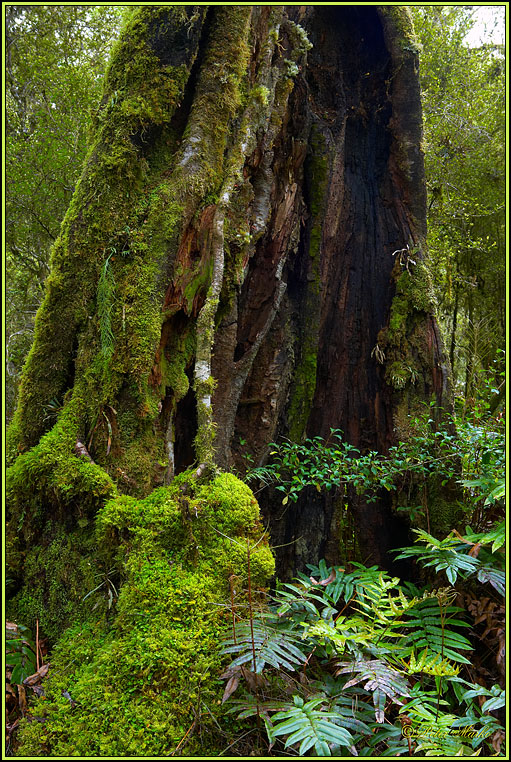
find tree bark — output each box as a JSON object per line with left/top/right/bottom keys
{"left": 7, "top": 6, "right": 451, "bottom": 585}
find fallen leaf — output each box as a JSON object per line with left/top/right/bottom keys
{"left": 23, "top": 663, "right": 50, "bottom": 686}
{"left": 221, "top": 674, "right": 240, "bottom": 703}
{"left": 18, "top": 685, "right": 27, "bottom": 715}
{"left": 241, "top": 666, "right": 266, "bottom": 691}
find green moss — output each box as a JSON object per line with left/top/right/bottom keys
{"left": 175, "top": 5, "right": 251, "bottom": 199}
{"left": 8, "top": 525, "right": 105, "bottom": 644}
{"left": 8, "top": 3, "right": 258, "bottom": 521}
{"left": 387, "top": 360, "right": 419, "bottom": 390}
{"left": 251, "top": 84, "right": 270, "bottom": 106}
{"left": 10, "top": 12, "right": 275, "bottom": 753}
{"left": 6, "top": 387, "right": 119, "bottom": 638}
{"left": 11, "top": 8, "right": 200, "bottom": 448}
{"left": 180, "top": 255, "right": 215, "bottom": 315}
{"left": 377, "top": 5, "right": 421, "bottom": 55}
{"left": 285, "top": 20, "right": 313, "bottom": 60}
{"left": 378, "top": 252, "right": 438, "bottom": 398}
{"left": 194, "top": 398, "right": 218, "bottom": 467}
{"left": 288, "top": 351, "right": 318, "bottom": 441}
{"left": 16, "top": 473, "right": 274, "bottom": 757}
{"left": 197, "top": 472, "right": 259, "bottom": 534}
{"left": 307, "top": 130, "right": 329, "bottom": 221}
{"left": 6, "top": 389, "right": 116, "bottom": 544}
{"left": 426, "top": 484, "right": 463, "bottom": 536}
{"left": 162, "top": 351, "right": 189, "bottom": 401}
{"left": 395, "top": 261, "right": 436, "bottom": 312}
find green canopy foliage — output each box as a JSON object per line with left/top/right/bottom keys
{"left": 5, "top": 5, "right": 123, "bottom": 418}
{"left": 410, "top": 6, "right": 505, "bottom": 401}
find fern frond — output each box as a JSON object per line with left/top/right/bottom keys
{"left": 414, "top": 735, "right": 466, "bottom": 756}
{"left": 401, "top": 647, "right": 460, "bottom": 676}
{"left": 401, "top": 599, "right": 473, "bottom": 664}
{"left": 245, "top": 465, "right": 278, "bottom": 486}
{"left": 271, "top": 695, "right": 354, "bottom": 756}
{"left": 335, "top": 658, "right": 410, "bottom": 722}
{"left": 476, "top": 566, "right": 505, "bottom": 596}
{"left": 220, "top": 619, "right": 307, "bottom": 673}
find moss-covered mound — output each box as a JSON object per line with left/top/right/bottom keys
{"left": 15, "top": 472, "right": 274, "bottom": 756}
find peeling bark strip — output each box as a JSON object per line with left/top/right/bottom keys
{"left": 8, "top": 7, "right": 450, "bottom": 578}
{"left": 194, "top": 200, "right": 226, "bottom": 466}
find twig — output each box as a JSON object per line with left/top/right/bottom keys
{"left": 247, "top": 539, "right": 257, "bottom": 675}
{"left": 229, "top": 573, "right": 238, "bottom": 645}
{"left": 247, "top": 538, "right": 261, "bottom": 734}
{"left": 36, "top": 619, "right": 40, "bottom": 672}
{"left": 170, "top": 719, "right": 196, "bottom": 756}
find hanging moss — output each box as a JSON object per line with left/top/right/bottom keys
{"left": 15, "top": 473, "right": 274, "bottom": 757}
{"left": 378, "top": 253, "right": 438, "bottom": 395}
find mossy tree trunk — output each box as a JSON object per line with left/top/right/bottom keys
{"left": 7, "top": 6, "right": 450, "bottom": 588}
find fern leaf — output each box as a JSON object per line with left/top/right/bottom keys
{"left": 220, "top": 620, "right": 307, "bottom": 673}
{"left": 415, "top": 735, "right": 465, "bottom": 756}
{"left": 476, "top": 566, "right": 505, "bottom": 595}
{"left": 272, "top": 695, "right": 354, "bottom": 756}
{"left": 403, "top": 648, "right": 460, "bottom": 676}
{"left": 401, "top": 599, "right": 473, "bottom": 664}
{"left": 336, "top": 659, "right": 410, "bottom": 722}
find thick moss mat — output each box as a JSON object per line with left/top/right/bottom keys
{"left": 14, "top": 473, "right": 274, "bottom": 756}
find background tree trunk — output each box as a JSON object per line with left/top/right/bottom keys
{"left": 7, "top": 5, "right": 450, "bottom": 589}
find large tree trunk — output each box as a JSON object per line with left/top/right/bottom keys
{"left": 8, "top": 5, "right": 450, "bottom": 591}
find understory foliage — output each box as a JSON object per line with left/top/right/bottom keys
{"left": 228, "top": 397, "right": 505, "bottom": 756}
{"left": 220, "top": 565, "right": 504, "bottom": 756}
{"left": 248, "top": 393, "right": 504, "bottom": 532}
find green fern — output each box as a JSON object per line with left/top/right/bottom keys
{"left": 220, "top": 617, "right": 307, "bottom": 673}
{"left": 335, "top": 659, "right": 410, "bottom": 722}
{"left": 394, "top": 528, "right": 505, "bottom": 593}
{"left": 308, "top": 675, "right": 374, "bottom": 735}
{"left": 220, "top": 559, "right": 503, "bottom": 756}
{"left": 414, "top": 735, "right": 469, "bottom": 756}
{"left": 361, "top": 721, "right": 409, "bottom": 756}
{"left": 269, "top": 695, "right": 354, "bottom": 756}
{"left": 400, "top": 598, "right": 473, "bottom": 664}
{"left": 402, "top": 647, "right": 460, "bottom": 676}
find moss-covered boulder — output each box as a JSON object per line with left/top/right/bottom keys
{"left": 15, "top": 472, "right": 274, "bottom": 756}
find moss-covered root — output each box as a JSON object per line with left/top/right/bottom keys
{"left": 15, "top": 473, "right": 275, "bottom": 757}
